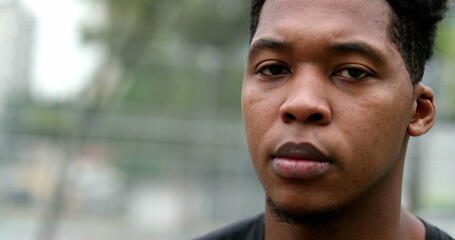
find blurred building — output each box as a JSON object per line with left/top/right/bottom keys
{"left": 0, "top": 0, "right": 34, "bottom": 109}
{"left": 0, "top": 0, "right": 35, "bottom": 182}
{"left": 0, "top": 0, "right": 35, "bottom": 165}
{"left": 0, "top": 1, "right": 37, "bottom": 239}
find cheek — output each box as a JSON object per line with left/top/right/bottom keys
{"left": 242, "top": 86, "right": 279, "bottom": 157}
{"left": 242, "top": 87, "right": 273, "bottom": 131}
{"left": 337, "top": 93, "right": 412, "bottom": 182}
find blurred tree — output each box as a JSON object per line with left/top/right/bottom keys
{"left": 435, "top": 19, "right": 455, "bottom": 120}
{"left": 77, "top": 0, "right": 251, "bottom": 180}
{"left": 81, "top": 0, "right": 249, "bottom": 117}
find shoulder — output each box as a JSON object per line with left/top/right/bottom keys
{"left": 194, "top": 214, "right": 265, "bottom": 240}
{"left": 421, "top": 219, "right": 454, "bottom": 240}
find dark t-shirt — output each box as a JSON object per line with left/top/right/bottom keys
{"left": 195, "top": 214, "right": 454, "bottom": 240}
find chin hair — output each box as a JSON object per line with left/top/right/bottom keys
{"left": 266, "top": 196, "right": 342, "bottom": 226}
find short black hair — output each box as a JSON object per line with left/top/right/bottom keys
{"left": 249, "top": 0, "right": 450, "bottom": 84}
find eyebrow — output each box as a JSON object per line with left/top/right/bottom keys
{"left": 248, "top": 38, "right": 386, "bottom": 66}
{"left": 329, "top": 42, "right": 385, "bottom": 65}
{"left": 248, "top": 38, "right": 290, "bottom": 61}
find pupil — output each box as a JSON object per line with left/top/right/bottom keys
{"left": 269, "top": 66, "right": 284, "bottom": 75}
{"left": 348, "top": 69, "right": 363, "bottom": 78}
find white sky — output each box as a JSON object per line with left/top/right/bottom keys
{"left": 21, "top": 0, "right": 101, "bottom": 100}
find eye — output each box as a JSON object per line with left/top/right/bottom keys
{"left": 259, "top": 65, "right": 291, "bottom": 76}
{"left": 335, "top": 68, "right": 370, "bottom": 79}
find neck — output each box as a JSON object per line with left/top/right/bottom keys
{"left": 265, "top": 148, "right": 424, "bottom": 240}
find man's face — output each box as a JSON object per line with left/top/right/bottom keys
{"left": 243, "top": 0, "right": 417, "bottom": 217}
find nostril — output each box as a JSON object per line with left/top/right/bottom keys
{"left": 284, "top": 113, "right": 296, "bottom": 120}
{"left": 309, "top": 113, "right": 323, "bottom": 121}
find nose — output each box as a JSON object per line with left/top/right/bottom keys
{"left": 279, "top": 72, "right": 332, "bottom": 125}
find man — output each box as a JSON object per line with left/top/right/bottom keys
{"left": 197, "top": 0, "right": 453, "bottom": 239}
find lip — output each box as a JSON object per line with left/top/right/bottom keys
{"left": 272, "top": 142, "right": 333, "bottom": 179}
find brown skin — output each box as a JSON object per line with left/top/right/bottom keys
{"left": 242, "top": 0, "right": 436, "bottom": 239}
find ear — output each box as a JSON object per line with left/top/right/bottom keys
{"left": 407, "top": 83, "right": 436, "bottom": 136}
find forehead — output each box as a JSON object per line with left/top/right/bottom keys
{"left": 254, "top": 0, "right": 393, "bottom": 45}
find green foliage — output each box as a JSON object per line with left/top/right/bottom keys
{"left": 436, "top": 21, "right": 455, "bottom": 58}
{"left": 435, "top": 20, "right": 455, "bottom": 119}
{"left": 79, "top": 0, "right": 250, "bottom": 177}
{"left": 83, "top": 0, "right": 249, "bottom": 116}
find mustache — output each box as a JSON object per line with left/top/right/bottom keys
{"left": 273, "top": 142, "right": 332, "bottom": 162}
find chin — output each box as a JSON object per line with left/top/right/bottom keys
{"left": 266, "top": 195, "right": 343, "bottom": 226}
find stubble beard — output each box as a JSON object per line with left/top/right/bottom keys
{"left": 266, "top": 195, "right": 343, "bottom": 226}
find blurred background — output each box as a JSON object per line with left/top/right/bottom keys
{"left": 0, "top": 0, "right": 453, "bottom": 239}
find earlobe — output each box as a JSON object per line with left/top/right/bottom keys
{"left": 407, "top": 83, "right": 436, "bottom": 136}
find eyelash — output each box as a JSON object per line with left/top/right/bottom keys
{"left": 333, "top": 67, "right": 372, "bottom": 80}
{"left": 258, "top": 65, "right": 291, "bottom": 76}
{"left": 257, "top": 64, "right": 373, "bottom": 80}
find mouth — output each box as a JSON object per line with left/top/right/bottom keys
{"left": 272, "top": 142, "right": 333, "bottom": 180}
